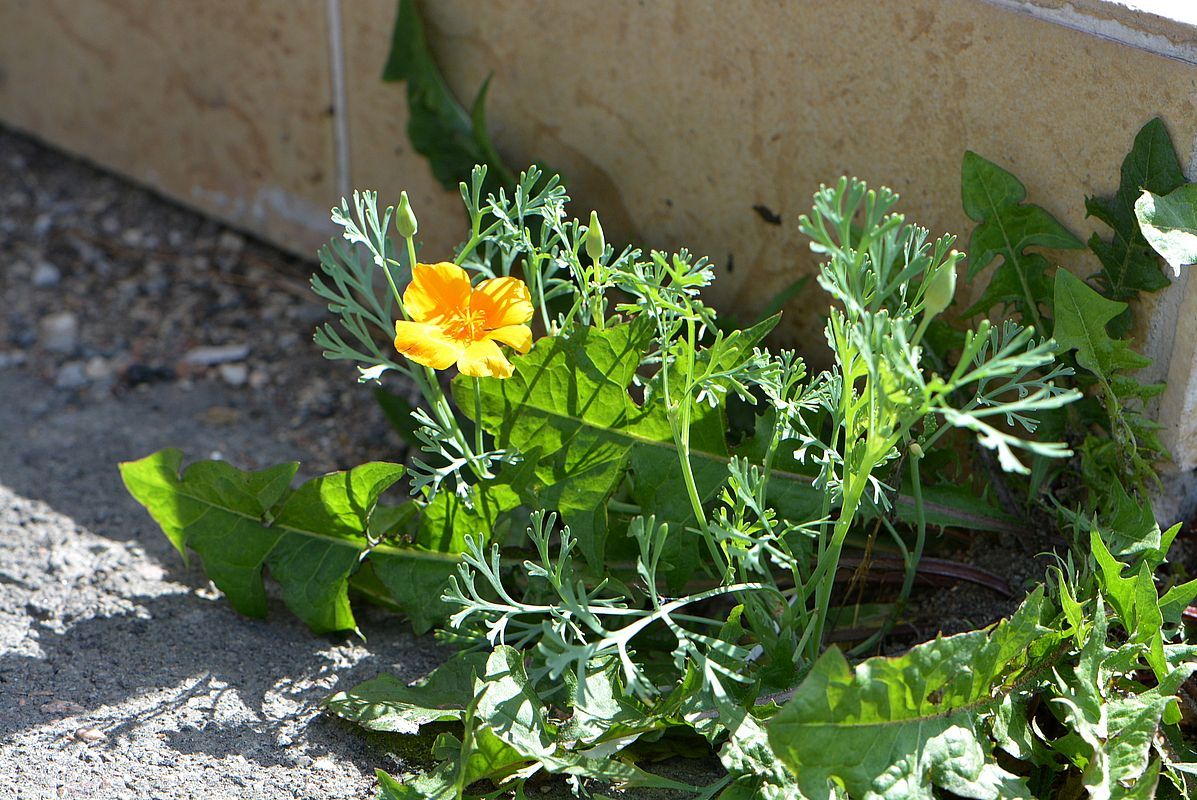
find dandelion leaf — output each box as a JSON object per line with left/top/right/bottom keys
{"left": 1087, "top": 118, "right": 1182, "bottom": 335}
{"left": 1136, "top": 183, "right": 1197, "bottom": 277}
{"left": 121, "top": 449, "right": 457, "bottom": 634}
{"left": 768, "top": 589, "right": 1062, "bottom": 800}
{"left": 961, "top": 151, "right": 1083, "bottom": 321}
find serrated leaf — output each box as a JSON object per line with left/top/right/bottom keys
{"left": 1136, "top": 183, "right": 1197, "bottom": 276}
{"left": 470, "top": 646, "right": 697, "bottom": 791}
{"left": 459, "top": 322, "right": 662, "bottom": 569}
{"left": 961, "top": 151, "right": 1084, "bottom": 325}
{"left": 381, "top": 0, "right": 512, "bottom": 192}
{"left": 325, "top": 652, "right": 487, "bottom": 733}
{"left": 768, "top": 590, "right": 1063, "bottom": 800}
{"left": 1053, "top": 269, "right": 1152, "bottom": 379}
{"left": 121, "top": 450, "right": 461, "bottom": 634}
{"left": 464, "top": 322, "right": 1019, "bottom": 574}
{"left": 1086, "top": 117, "right": 1183, "bottom": 331}
{"left": 1052, "top": 610, "right": 1196, "bottom": 799}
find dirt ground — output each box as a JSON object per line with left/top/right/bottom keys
{"left": 0, "top": 127, "right": 447, "bottom": 799}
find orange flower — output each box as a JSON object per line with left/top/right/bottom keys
{"left": 393, "top": 262, "right": 534, "bottom": 379}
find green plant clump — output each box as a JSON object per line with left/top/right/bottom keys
{"left": 121, "top": 113, "right": 1197, "bottom": 797}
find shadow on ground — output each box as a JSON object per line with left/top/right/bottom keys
{"left": 0, "top": 369, "right": 443, "bottom": 799}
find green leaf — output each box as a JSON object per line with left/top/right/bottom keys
{"left": 1053, "top": 267, "right": 1165, "bottom": 493}
{"left": 474, "top": 646, "right": 694, "bottom": 791}
{"left": 374, "top": 387, "right": 422, "bottom": 445}
{"left": 1052, "top": 610, "right": 1196, "bottom": 799}
{"left": 120, "top": 449, "right": 461, "bottom": 634}
{"left": 1136, "top": 183, "right": 1197, "bottom": 277}
{"left": 459, "top": 322, "right": 660, "bottom": 569}
{"left": 1053, "top": 270, "right": 1148, "bottom": 378}
{"left": 961, "top": 151, "right": 1084, "bottom": 326}
{"left": 1086, "top": 118, "right": 1182, "bottom": 334}
{"left": 325, "top": 652, "right": 487, "bottom": 733}
{"left": 465, "top": 322, "right": 1019, "bottom": 573}
{"left": 715, "top": 697, "right": 807, "bottom": 800}
{"left": 382, "top": 0, "right": 513, "bottom": 191}
{"left": 768, "top": 590, "right": 1064, "bottom": 800}
{"left": 416, "top": 475, "right": 522, "bottom": 555}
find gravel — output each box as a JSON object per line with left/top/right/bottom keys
{"left": 0, "top": 127, "right": 441, "bottom": 799}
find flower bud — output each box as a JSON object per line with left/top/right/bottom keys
{"left": 585, "top": 211, "right": 605, "bottom": 264}
{"left": 909, "top": 442, "right": 924, "bottom": 459}
{"left": 923, "top": 259, "right": 957, "bottom": 318}
{"left": 396, "top": 191, "right": 418, "bottom": 239}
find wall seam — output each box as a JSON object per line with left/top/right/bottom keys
{"left": 982, "top": 0, "right": 1197, "bottom": 66}
{"left": 326, "top": 0, "right": 351, "bottom": 202}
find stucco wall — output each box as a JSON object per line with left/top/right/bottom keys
{"left": 3, "top": 0, "right": 1197, "bottom": 467}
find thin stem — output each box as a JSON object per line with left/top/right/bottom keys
{"left": 473, "top": 377, "right": 485, "bottom": 456}
{"left": 808, "top": 474, "right": 867, "bottom": 660}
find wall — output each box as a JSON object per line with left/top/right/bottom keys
{"left": 3, "top": 0, "right": 1197, "bottom": 477}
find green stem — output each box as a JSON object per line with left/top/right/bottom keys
{"left": 808, "top": 475, "right": 868, "bottom": 660}
{"left": 472, "top": 377, "right": 485, "bottom": 456}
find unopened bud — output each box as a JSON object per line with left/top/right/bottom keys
{"left": 909, "top": 442, "right": 924, "bottom": 459}
{"left": 585, "top": 211, "right": 605, "bottom": 264}
{"left": 923, "top": 260, "right": 957, "bottom": 317}
{"left": 396, "top": 191, "right": 418, "bottom": 239}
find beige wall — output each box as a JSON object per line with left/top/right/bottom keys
{"left": 3, "top": 0, "right": 1197, "bottom": 465}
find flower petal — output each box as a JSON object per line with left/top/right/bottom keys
{"left": 472, "top": 276, "right": 534, "bottom": 328}
{"left": 394, "top": 320, "right": 463, "bottom": 370}
{"left": 404, "top": 262, "right": 472, "bottom": 324}
{"left": 486, "top": 324, "right": 533, "bottom": 354}
{"left": 458, "top": 338, "right": 514, "bottom": 379}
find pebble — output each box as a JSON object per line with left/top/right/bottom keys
{"left": 219, "top": 363, "right": 248, "bottom": 386}
{"left": 217, "top": 230, "right": 245, "bottom": 252}
{"left": 122, "top": 363, "right": 175, "bottom": 385}
{"left": 32, "top": 261, "right": 61, "bottom": 287}
{"left": 73, "top": 727, "right": 105, "bottom": 743}
{"left": 84, "top": 356, "right": 112, "bottom": 381}
{"left": 40, "top": 700, "right": 86, "bottom": 716}
{"left": 248, "top": 369, "right": 269, "bottom": 389}
{"left": 312, "top": 758, "right": 336, "bottom": 772}
{"left": 182, "top": 343, "right": 250, "bottom": 366}
{"left": 55, "top": 362, "right": 88, "bottom": 390}
{"left": 0, "top": 351, "right": 27, "bottom": 369}
{"left": 39, "top": 311, "right": 79, "bottom": 353}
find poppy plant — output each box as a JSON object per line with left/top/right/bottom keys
{"left": 393, "top": 262, "right": 534, "bottom": 378}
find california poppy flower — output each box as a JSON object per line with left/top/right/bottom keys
{"left": 393, "top": 262, "right": 534, "bottom": 379}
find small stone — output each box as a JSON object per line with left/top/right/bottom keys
{"left": 219, "top": 363, "right": 248, "bottom": 386}
{"left": 32, "top": 261, "right": 60, "bottom": 287}
{"left": 248, "top": 369, "right": 269, "bottom": 389}
{"left": 312, "top": 758, "right": 335, "bottom": 772}
{"left": 73, "top": 727, "right": 105, "bottom": 743}
{"left": 0, "top": 351, "right": 26, "bottom": 369}
{"left": 182, "top": 343, "right": 250, "bottom": 366}
{"left": 39, "top": 311, "right": 79, "bottom": 353}
{"left": 199, "top": 405, "right": 241, "bottom": 426}
{"left": 84, "top": 356, "right": 112, "bottom": 381}
{"left": 217, "top": 231, "right": 244, "bottom": 252}
{"left": 122, "top": 363, "right": 175, "bottom": 386}
{"left": 41, "top": 700, "right": 86, "bottom": 716}
{"left": 33, "top": 213, "right": 53, "bottom": 237}
{"left": 55, "top": 362, "right": 88, "bottom": 390}
{"left": 120, "top": 228, "right": 143, "bottom": 247}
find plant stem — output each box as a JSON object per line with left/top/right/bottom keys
{"left": 808, "top": 475, "right": 868, "bottom": 660}
{"left": 472, "top": 377, "right": 485, "bottom": 456}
